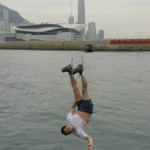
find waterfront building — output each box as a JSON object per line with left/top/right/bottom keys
{"left": 87, "top": 22, "right": 97, "bottom": 40}
{"left": 15, "top": 23, "right": 86, "bottom": 41}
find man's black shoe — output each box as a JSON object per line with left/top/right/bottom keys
{"left": 73, "top": 64, "right": 84, "bottom": 75}
{"left": 61, "top": 64, "right": 73, "bottom": 75}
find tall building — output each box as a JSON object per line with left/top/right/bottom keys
{"left": 3, "top": 8, "right": 9, "bottom": 21}
{"left": 78, "top": 0, "right": 85, "bottom": 37}
{"left": 0, "top": 8, "right": 10, "bottom": 33}
{"left": 99, "top": 30, "right": 104, "bottom": 39}
{"left": 87, "top": 22, "right": 97, "bottom": 40}
{"left": 78, "top": 0, "right": 85, "bottom": 24}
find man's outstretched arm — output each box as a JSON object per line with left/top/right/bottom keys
{"left": 85, "top": 135, "right": 93, "bottom": 150}
{"left": 68, "top": 101, "right": 76, "bottom": 113}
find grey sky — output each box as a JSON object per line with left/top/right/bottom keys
{"left": 1, "top": 0, "right": 150, "bottom": 38}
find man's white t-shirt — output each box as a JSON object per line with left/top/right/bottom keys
{"left": 67, "top": 113, "right": 88, "bottom": 139}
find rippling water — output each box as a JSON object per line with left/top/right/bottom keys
{"left": 0, "top": 50, "right": 150, "bottom": 150}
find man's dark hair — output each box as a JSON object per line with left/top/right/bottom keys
{"left": 61, "top": 126, "right": 70, "bottom": 135}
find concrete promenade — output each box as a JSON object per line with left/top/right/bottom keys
{"left": 0, "top": 40, "right": 150, "bottom": 51}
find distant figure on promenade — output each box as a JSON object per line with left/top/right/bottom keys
{"left": 61, "top": 63, "right": 94, "bottom": 150}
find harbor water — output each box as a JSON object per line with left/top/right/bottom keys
{"left": 0, "top": 50, "right": 150, "bottom": 150}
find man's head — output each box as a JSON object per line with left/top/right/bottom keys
{"left": 61, "top": 124, "right": 74, "bottom": 135}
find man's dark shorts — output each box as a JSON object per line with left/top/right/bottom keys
{"left": 76, "top": 99, "right": 93, "bottom": 114}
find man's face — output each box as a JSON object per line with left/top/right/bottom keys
{"left": 64, "top": 124, "right": 74, "bottom": 134}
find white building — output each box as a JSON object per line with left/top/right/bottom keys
{"left": 15, "top": 23, "right": 86, "bottom": 41}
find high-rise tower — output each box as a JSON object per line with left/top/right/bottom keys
{"left": 3, "top": 8, "right": 9, "bottom": 21}
{"left": 87, "top": 22, "right": 97, "bottom": 40}
{"left": 78, "top": 0, "right": 85, "bottom": 24}
{"left": 78, "top": 0, "right": 85, "bottom": 37}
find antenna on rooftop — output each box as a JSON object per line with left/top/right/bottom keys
{"left": 71, "top": 0, "right": 72, "bottom": 16}
{"left": 68, "top": 0, "right": 74, "bottom": 25}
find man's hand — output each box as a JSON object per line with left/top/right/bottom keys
{"left": 85, "top": 135, "right": 93, "bottom": 150}
{"left": 88, "top": 143, "right": 93, "bottom": 150}
{"left": 69, "top": 101, "right": 77, "bottom": 113}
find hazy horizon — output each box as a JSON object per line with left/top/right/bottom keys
{"left": 1, "top": 0, "right": 150, "bottom": 39}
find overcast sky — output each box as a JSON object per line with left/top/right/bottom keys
{"left": 1, "top": 0, "right": 150, "bottom": 38}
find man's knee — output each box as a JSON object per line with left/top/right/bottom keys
{"left": 82, "top": 89, "right": 90, "bottom": 100}
{"left": 82, "top": 88, "right": 87, "bottom": 95}
{"left": 72, "top": 84, "right": 78, "bottom": 90}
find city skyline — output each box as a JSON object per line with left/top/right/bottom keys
{"left": 0, "top": 0, "right": 150, "bottom": 39}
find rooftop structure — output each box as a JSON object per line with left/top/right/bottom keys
{"left": 68, "top": 15, "right": 74, "bottom": 24}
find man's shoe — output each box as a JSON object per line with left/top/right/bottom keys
{"left": 73, "top": 64, "right": 84, "bottom": 75}
{"left": 61, "top": 64, "right": 73, "bottom": 75}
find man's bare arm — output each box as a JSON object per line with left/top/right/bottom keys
{"left": 85, "top": 135, "right": 93, "bottom": 150}
{"left": 68, "top": 101, "right": 76, "bottom": 113}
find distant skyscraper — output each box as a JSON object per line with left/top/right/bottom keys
{"left": 78, "top": 0, "right": 85, "bottom": 24}
{"left": 99, "top": 30, "right": 104, "bottom": 39}
{"left": 78, "top": 0, "right": 85, "bottom": 37}
{"left": 87, "top": 22, "right": 97, "bottom": 40}
{"left": 3, "top": 8, "right": 9, "bottom": 21}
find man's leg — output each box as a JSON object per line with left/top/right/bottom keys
{"left": 73, "top": 64, "right": 90, "bottom": 100}
{"left": 70, "top": 75, "right": 82, "bottom": 102}
{"left": 81, "top": 74, "right": 90, "bottom": 100}
{"left": 80, "top": 70, "right": 93, "bottom": 115}
{"left": 72, "top": 64, "right": 93, "bottom": 114}
{"left": 61, "top": 64, "right": 82, "bottom": 102}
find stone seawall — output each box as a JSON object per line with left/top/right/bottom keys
{"left": 0, "top": 41, "right": 150, "bottom": 51}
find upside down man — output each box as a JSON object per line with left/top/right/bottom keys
{"left": 61, "top": 63, "right": 94, "bottom": 150}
